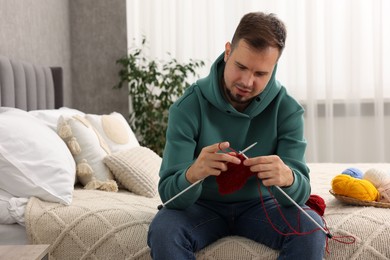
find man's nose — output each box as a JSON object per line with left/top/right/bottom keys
{"left": 242, "top": 72, "right": 255, "bottom": 87}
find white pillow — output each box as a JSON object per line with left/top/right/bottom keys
{"left": 85, "top": 112, "right": 139, "bottom": 153}
{"left": 0, "top": 107, "right": 18, "bottom": 113}
{"left": 103, "top": 146, "right": 161, "bottom": 198}
{"left": 0, "top": 109, "right": 76, "bottom": 205}
{"left": 57, "top": 115, "right": 118, "bottom": 192}
{"left": 29, "top": 107, "right": 85, "bottom": 131}
{"left": 0, "top": 188, "right": 27, "bottom": 225}
{"left": 0, "top": 188, "right": 16, "bottom": 224}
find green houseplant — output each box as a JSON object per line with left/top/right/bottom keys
{"left": 114, "top": 38, "right": 205, "bottom": 156}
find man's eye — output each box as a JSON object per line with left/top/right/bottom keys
{"left": 255, "top": 72, "right": 267, "bottom": 77}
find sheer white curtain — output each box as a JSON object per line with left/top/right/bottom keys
{"left": 126, "top": 0, "right": 390, "bottom": 163}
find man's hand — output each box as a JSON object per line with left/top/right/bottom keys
{"left": 243, "top": 155, "right": 294, "bottom": 187}
{"left": 186, "top": 142, "right": 241, "bottom": 184}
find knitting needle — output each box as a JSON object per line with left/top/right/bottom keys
{"left": 240, "top": 152, "right": 333, "bottom": 238}
{"left": 274, "top": 185, "right": 332, "bottom": 238}
{"left": 157, "top": 142, "right": 258, "bottom": 210}
{"left": 157, "top": 179, "right": 202, "bottom": 210}
{"left": 239, "top": 142, "right": 258, "bottom": 155}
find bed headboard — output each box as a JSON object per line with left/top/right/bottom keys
{"left": 0, "top": 55, "right": 63, "bottom": 110}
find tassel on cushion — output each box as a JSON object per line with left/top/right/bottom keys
{"left": 84, "top": 179, "right": 103, "bottom": 190}
{"left": 84, "top": 179, "right": 118, "bottom": 192}
{"left": 100, "top": 180, "right": 118, "bottom": 192}
{"left": 58, "top": 122, "right": 73, "bottom": 139}
{"left": 77, "top": 159, "right": 93, "bottom": 179}
{"left": 67, "top": 137, "right": 81, "bottom": 155}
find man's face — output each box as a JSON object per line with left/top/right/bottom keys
{"left": 222, "top": 39, "right": 280, "bottom": 111}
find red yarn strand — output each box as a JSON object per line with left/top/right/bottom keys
{"left": 217, "top": 144, "right": 356, "bottom": 254}
{"left": 257, "top": 179, "right": 323, "bottom": 236}
{"left": 256, "top": 179, "right": 356, "bottom": 254}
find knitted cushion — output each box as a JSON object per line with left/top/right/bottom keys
{"left": 103, "top": 146, "right": 161, "bottom": 198}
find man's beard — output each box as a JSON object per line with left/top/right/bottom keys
{"left": 225, "top": 86, "right": 251, "bottom": 105}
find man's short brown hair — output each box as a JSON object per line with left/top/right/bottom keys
{"left": 231, "top": 12, "right": 287, "bottom": 57}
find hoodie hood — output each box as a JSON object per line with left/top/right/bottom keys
{"left": 196, "top": 52, "right": 282, "bottom": 118}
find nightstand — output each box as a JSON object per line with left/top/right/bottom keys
{"left": 0, "top": 244, "right": 50, "bottom": 260}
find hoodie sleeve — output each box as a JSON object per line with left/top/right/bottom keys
{"left": 158, "top": 89, "right": 203, "bottom": 209}
{"left": 270, "top": 93, "right": 311, "bottom": 206}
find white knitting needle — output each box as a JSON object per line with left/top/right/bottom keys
{"left": 274, "top": 185, "right": 332, "bottom": 238}
{"left": 239, "top": 142, "right": 257, "bottom": 155}
{"left": 157, "top": 179, "right": 203, "bottom": 210}
{"left": 240, "top": 152, "right": 332, "bottom": 238}
{"left": 157, "top": 142, "right": 258, "bottom": 210}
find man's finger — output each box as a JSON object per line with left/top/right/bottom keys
{"left": 204, "top": 141, "right": 230, "bottom": 153}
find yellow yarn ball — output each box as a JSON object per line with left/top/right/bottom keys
{"left": 331, "top": 174, "right": 379, "bottom": 201}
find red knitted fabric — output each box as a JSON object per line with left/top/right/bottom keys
{"left": 216, "top": 153, "right": 256, "bottom": 195}
{"left": 306, "top": 194, "right": 326, "bottom": 216}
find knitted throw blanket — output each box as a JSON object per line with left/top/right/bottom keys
{"left": 25, "top": 163, "right": 390, "bottom": 260}
{"left": 25, "top": 189, "right": 160, "bottom": 260}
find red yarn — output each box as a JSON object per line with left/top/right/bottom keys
{"left": 216, "top": 153, "right": 256, "bottom": 195}
{"left": 257, "top": 182, "right": 356, "bottom": 254}
{"left": 217, "top": 144, "right": 356, "bottom": 254}
{"left": 306, "top": 194, "right": 326, "bottom": 216}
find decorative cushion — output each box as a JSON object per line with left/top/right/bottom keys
{"left": 85, "top": 112, "right": 139, "bottom": 153}
{"left": 0, "top": 108, "right": 76, "bottom": 205}
{"left": 103, "top": 146, "right": 161, "bottom": 197}
{"left": 29, "top": 107, "right": 85, "bottom": 131}
{"left": 57, "top": 115, "right": 118, "bottom": 192}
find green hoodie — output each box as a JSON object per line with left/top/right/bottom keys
{"left": 159, "top": 53, "right": 310, "bottom": 209}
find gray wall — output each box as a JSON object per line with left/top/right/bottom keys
{"left": 0, "top": 0, "right": 72, "bottom": 105}
{"left": 0, "top": 0, "right": 129, "bottom": 116}
{"left": 70, "top": 0, "right": 129, "bottom": 115}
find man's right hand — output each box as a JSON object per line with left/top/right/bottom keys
{"left": 185, "top": 141, "right": 242, "bottom": 184}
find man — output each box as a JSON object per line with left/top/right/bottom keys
{"left": 148, "top": 12, "right": 326, "bottom": 259}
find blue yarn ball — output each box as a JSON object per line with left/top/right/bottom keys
{"left": 342, "top": 167, "right": 363, "bottom": 179}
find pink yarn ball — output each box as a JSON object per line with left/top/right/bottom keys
{"left": 378, "top": 180, "right": 390, "bottom": 203}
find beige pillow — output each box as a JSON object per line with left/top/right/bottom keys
{"left": 57, "top": 115, "right": 118, "bottom": 192}
{"left": 103, "top": 146, "right": 161, "bottom": 197}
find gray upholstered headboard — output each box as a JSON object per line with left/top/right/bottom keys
{"left": 0, "top": 56, "right": 63, "bottom": 110}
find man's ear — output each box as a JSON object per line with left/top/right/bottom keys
{"left": 224, "top": 42, "right": 232, "bottom": 62}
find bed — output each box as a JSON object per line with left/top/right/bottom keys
{"left": 1, "top": 55, "right": 390, "bottom": 260}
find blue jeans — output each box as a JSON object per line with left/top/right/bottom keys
{"left": 147, "top": 198, "right": 326, "bottom": 259}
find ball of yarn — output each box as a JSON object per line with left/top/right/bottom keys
{"left": 331, "top": 174, "right": 379, "bottom": 201}
{"left": 306, "top": 194, "right": 326, "bottom": 216}
{"left": 378, "top": 180, "right": 390, "bottom": 203}
{"left": 363, "top": 168, "right": 390, "bottom": 188}
{"left": 342, "top": 167, "right": 363, "bottom": 179}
